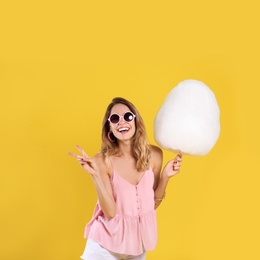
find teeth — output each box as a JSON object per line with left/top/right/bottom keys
{"left": 118, "top": 127, "right": 129, "bottom": 132}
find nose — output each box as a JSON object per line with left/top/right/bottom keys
{"left": 118, "top": 116, "right": 125, "bottom": 124}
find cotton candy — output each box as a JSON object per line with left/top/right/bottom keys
{"left": 154, "top": 79, "right": 220, "bottom": 156}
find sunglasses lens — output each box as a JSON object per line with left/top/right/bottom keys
{"left": 124, "top": 112, "right": 134, "bottom": 122}
{"left": 109, "top": 114, "right": 120, "bottom": 124}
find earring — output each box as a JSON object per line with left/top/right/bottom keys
{"left": 108, "top": 131, "right": 116, "bottom": 142}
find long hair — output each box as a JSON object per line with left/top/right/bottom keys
{"left": 101, "top": 97, "right": 151, "bottom": 172}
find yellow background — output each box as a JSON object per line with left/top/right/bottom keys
{"left": 1, "top": 1, "right": 259, "bottom": 259}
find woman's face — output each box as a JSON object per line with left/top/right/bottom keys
{"left": 109, "top": 103, "right": 136, "bottom": 142}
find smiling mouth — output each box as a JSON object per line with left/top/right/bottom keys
{"left": 118, "top": 127, "right": 130, "bottom": 133}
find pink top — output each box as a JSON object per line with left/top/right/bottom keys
{"left": 84, "top": 166, "right": 157, "bottom": 255}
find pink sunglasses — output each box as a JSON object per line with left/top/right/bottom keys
{"left": 108, "top": 111, "right": 136, "bottom": 124}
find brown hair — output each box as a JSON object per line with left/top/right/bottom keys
{"left": 101, "top": 97, "right": 151, "bottom": 172}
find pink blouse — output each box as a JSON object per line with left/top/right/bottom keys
{"left": 84, "top": 166, "right": 157, "bottom": 255}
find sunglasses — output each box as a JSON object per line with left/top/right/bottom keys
{"left": 108, "top": 111, "right": 136, "bottom": 124}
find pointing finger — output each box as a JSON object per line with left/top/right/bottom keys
{"left": 68, "top": 152, "right": 79, "bottom": 158}
{"left": 76, "top": 145, "right": 90, "bottom": 159}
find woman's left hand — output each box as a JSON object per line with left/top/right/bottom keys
{"left": 162, "top": 153, "right": 182, "bottom": 178}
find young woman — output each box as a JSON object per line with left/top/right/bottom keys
{"left": 69, "top": 97, "right": 182, "bottom": 260}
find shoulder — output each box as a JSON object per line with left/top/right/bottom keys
{"left": 93, "top": 152, "right": 105, "bottom": 162}
{"left": 150, "top": 145, "right": 163, "bottom": 160}
{"left": 150, "top": 145, "right": 163, "bottom": 171}
{"left": 93, "top": 152, "right": 112, "bottom": 177}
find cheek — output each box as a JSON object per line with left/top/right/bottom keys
{"left": 110, "top": 127, "right": 117, "bottom": 135}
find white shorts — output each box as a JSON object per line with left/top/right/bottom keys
{"left": 80, "top": 239, "right": 146, "bottom": 260}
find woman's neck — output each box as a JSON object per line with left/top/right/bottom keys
{"left": 116, "top": 140, "right": 134, "bottom": 157}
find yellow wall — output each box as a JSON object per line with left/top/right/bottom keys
{"left": 1, "top": 1, "right": 259, "bottom": 259}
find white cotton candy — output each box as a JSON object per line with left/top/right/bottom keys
{"left": 154, "top": 79, "right": 220, "bottom": 156}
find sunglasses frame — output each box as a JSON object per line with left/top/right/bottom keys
{"left": 108, "top": 111, "right": 136, "bottom": 125}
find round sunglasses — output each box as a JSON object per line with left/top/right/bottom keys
{"left": 108, "top": 111, "right": 136, "bottom": 124}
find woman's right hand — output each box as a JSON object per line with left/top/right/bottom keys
{"left": 68, "top": 145, "right": 99, "bottom": 176}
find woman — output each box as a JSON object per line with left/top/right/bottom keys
{"left": 69, "top": 97, "right": 182, "bottom": 260}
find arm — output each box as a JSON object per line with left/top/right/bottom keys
{"left": 151, "top": 145, "right": 182, "bottom": 209}
{"left": 68, "top": 145, "right": 116, "bottom": 219}
{"left": 91, "top": 153, "right": 116, "bottom": 219}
